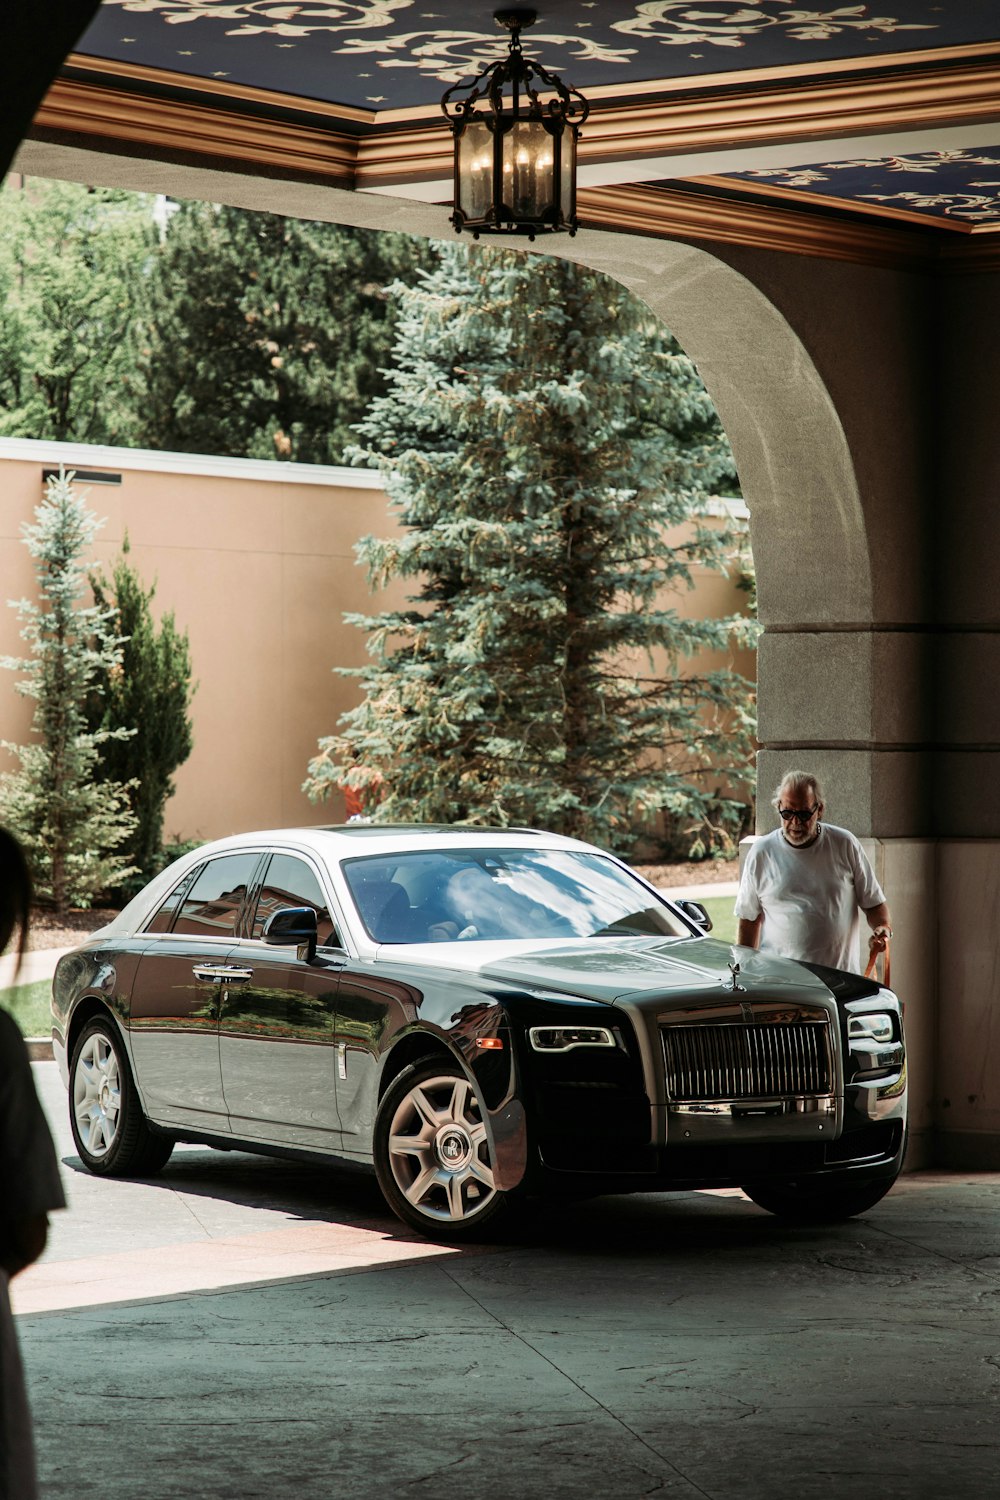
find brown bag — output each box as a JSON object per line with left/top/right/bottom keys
{"left": 863, "top": 938, "right": 891, "bottom": 988}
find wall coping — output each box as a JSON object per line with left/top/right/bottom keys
{"left": 0, "top": 438, "right": 748, "bottom": 514}
{"left": 0, "top": 436, "right": 385, "bottom": 488}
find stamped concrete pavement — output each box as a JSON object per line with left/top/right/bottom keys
{"left": 14, "top": 1062, "right": 1000, "bottom": 1500}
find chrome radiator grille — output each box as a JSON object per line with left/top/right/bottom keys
{"left": 662, "top": 1020, "right": 832, "bottom": 1102}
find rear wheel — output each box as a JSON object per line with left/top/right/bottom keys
{"left": 741, "top": 1173, "right": 899, "bottom": 1223}
{"left": 70, "top": 1017, "right": 174, "bottom": 1177}
{"left": 373, "top": 1059, "right": 509, "bottom": 1240}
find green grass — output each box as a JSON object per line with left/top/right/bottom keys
{"left": 688, "top": 894, "right": 737, "bottom": 944}
{"left": 1, "top": 979, "right": 53, "bottom": 1039}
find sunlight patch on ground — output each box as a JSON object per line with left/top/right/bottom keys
{"left": 11, "top": 1220, "right": 470, "bottom": 1316}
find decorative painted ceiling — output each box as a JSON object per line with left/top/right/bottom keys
{"left": 720, "top": 145, "right": 1000, "bottom": 227}
{"left": 75, "top": 2, "right": 1000, "bottom": 110}
{"left": 21, "top": 2, "right": 1000, "bottom": 261}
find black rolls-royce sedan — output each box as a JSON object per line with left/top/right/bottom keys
{"left": 52, "top": 826, "right": 907, "bottom": 1239}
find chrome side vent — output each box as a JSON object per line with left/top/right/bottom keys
{"left": 662, "top": 1020, "right": 832, "bottom": 1102}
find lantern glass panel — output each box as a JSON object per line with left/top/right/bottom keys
{"left": 560, "top": 129, "right": 575, "bottom": 222}
{"left": 457, "top": 121, "right": 494, "bottom": 222}
{"left": 501, "top": 120, "right": 555, "bottom": 219}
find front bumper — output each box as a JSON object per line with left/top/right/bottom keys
{"left": 523, "top": 986, "right": 907, "bottom": 1192}
{"left": 535, "top": 1116, "right": 906, "bottom": 1192}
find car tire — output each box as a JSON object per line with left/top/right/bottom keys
{"left": 373, "top": 1058, "right": 510, "bottom": 1241}
{"left": 70, "top": 1016, "right": 174, "bottom": 1177}
{"left": 740, "top": 1173, "right": 900, "bottom": 1223}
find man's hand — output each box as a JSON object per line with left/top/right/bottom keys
{"left": 864, "top": 902, "right": 892, "bottom": 955}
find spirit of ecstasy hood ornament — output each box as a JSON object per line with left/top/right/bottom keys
{"left": 726, "top": 959, "right": 746, "bottom": 993}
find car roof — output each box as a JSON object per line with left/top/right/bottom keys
{"left": 184, "top": 825, "right": 599, "bottom": 859}
{"left": 102, "top": 825, "right": 620, "bottom": 941}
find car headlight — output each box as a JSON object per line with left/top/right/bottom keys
{"left": 848, "top": 1012, "right": 895, "bottom": 1044}
{"left": 529, "top": 1025, "right": 616, "bottom": 1053}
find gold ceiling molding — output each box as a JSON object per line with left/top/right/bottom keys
{"left": 578, "top": 184, "right": 1000, "bottom": 273}
{"left": 570, "top": 59, "right": 1000, "bottom": 170}
{"left": 36, "top": 75, "right": 454, "bottom": 185}
{"left": 937, "top": 236, "right": 1000, "bottom": 274}
{"left": 36, "top": 53, "right": 1000, "bottom": 195}
{"left": 576, "top": 184, "right": 932, "bottom": 270}
{"left": 53, "top": 53, "right": 1000, "bottom": 173}
{"left": 33, "top": 78, "right": 359, "bottom": 185}
{"left": 64, "top": 53, "right": 377, "bottom": 126}
{"left": 63, "top": 42, "right": 1000, "bottom": 130}
{"left": 687, "top": 173, "right": 1000, "bottom": 237}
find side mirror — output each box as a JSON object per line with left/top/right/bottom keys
{"left": 263, "top": 906, "right": 318, "bottom": 961}
{"left": 676, "top": 899, "right": 713, "bottom": 933}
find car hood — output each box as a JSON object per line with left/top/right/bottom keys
{"left": 385, "top": 935, "right": 836, "bottom": 1009}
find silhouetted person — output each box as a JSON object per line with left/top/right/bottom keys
{"left": 0, "top": 828, "right": 65, "bottom": 1499}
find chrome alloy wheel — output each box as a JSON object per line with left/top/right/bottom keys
{"left": 73, "top": 1030, "right": 122, "bottom": 1159}
{"left": 386, "top": 1072, "right": 497, "bottom": 1224}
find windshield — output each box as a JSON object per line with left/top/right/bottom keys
{"left": 342, "top": 847, "right": 690, "bottom": 945}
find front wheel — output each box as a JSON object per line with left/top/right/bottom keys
{"left": 70, "top": 1017, "right": 174, "bottom": 1177}
{"left": 373, "top": 1059, "right": 509, "bottom": 1240}
{"left": 741, "top": 1173, "right": 899, "bottom": 1223}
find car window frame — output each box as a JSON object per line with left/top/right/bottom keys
{"left": 143, "top": 851, "right": 267, "bottom": 943}
{"left": 140, "top": 861, "right": 204, "bottom": 936}
{"left": 241, "top": 846, "right": 350, "bottom": 956}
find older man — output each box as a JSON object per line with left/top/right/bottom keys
{"left": 735, "top": 770, "right": 891, "bottom": 974}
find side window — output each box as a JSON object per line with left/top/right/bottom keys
{"left": 145, "top": 865, "right": 202, "bottom": 934}
{"left": 172, "top": 853, "right": 261, "bottom": 939}
{"left": 251, "top": 853, "right": 342, "bottom": 949}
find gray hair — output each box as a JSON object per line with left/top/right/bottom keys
{"left": 771, "top": 769, "right": 824, "bottom": 811}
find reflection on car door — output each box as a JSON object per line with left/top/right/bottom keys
{"left": 129, "top": 852, "right": 262, "bottom": 1133}
{"left": 334, "top": 967, "right": 419, "bottom": 1155}
{"left": 219, "top": 852, "right": 346, "bottom": 1148}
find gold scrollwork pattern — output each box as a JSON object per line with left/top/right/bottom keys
{"left": 100, "top": 2, "right": 636, "bottom": 80}
{"left": 104, "top": 1, "right": 416, "bottom": 36}
{"left": 738, "top": 150, "right": 1000, "bottom": 224}
{"left": 612, "top": 3, "right": 935, "bottom": 49}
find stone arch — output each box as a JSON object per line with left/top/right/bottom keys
{"left": 555, "top": 230, "right": 873, "bottom": 634}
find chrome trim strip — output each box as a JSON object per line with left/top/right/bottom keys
{"left": 669, "top": 1096, "right": 836, "bottom": 1116}
{"left": 528, "top": 1026, "right": 616, "bottom": 1053}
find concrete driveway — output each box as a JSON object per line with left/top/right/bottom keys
{"left": 15, "top": 1062, "right": 1000, "bottom": 1500}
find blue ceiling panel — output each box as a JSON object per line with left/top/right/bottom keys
{"left": 76, "top": 2, "right": 1000, "bottom": 111}
{"left": 720, "top": 146, "right": 1000, "bottom": 227}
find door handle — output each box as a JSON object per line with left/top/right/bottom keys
{"left": 192, "top": 964, "right": 254, "bottom": 983}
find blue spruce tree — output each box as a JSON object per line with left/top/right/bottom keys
{"left": 306, "top": 244, "right": 756, "bottom": 856}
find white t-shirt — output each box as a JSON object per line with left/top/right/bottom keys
{"left": 734, "top": 824, "right": 885, "bottom": 973}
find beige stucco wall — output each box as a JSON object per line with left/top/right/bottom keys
{"left": 0, "top": 439, "right": 754, "bottom": 842}
{"left": 0, "top": 441, "right": 410, "bottom": 839}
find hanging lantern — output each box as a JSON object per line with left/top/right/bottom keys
{"left": 440, "top": 8, "right": 590, "bottom": 241}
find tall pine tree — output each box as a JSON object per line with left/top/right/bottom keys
{"left": 305, "top": 245, "right": 756, "bottom": 856}
{"left": 87, "top": 537, "right": 196, "bottom": 886}
{"left": 0, "top": 473, "right": 138, "bottom": 911}
{"left": 131, "top": 202, "right": 434, "bottom": 463}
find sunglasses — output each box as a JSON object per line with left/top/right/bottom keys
{"left": 779, "top": 805, "right": 819, "bottom": 824}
